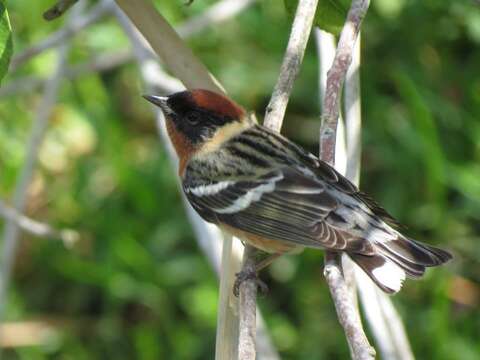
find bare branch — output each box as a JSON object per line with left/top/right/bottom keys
{"left": 10, "top": 0, "right": 113, "bottom": 72}
{"left": 0, "top": 0, "right": 85, "bottom": 339}
{"left": 323, "top": 253, "right": 374, "bottom": 360}
{"left": 0, "top": 199, "right": 79, "bottom": 248}
{"left": 114, "top": 0, "right": 223, "bottom": 92}
{"left": 318, "top": 1, "right": 374, "bottom": 359}
{"left": 238, "top": 246, "right": 257, "bottom": 360}
{"left": 43, "top": 0, "right": 79, "bottom": 21}
{"left": 316, "top": 29, "right": 348, "bottom": 174}
{"left": 263, "top": 0, "right": 319, "bottom": 131}
{"left": 320, "top": 0, "right": 370, "bottom": 166}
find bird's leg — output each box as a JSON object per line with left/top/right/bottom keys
{"left": 233, "top": 251, "right": 283, "bottom": 297}
{"left": 254, "top": 252, "right": 283, "bottom": 272}
{"left": 233, "top": 269, "right": 268, "bottom": 297}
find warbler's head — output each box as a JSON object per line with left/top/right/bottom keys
{"left": 143, "top": 89, "right": 247, "bottom": 146}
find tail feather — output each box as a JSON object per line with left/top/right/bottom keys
{"left": 381, "top": 252, "right": 425, "bottom": 278}
{"left": 350, "top": 253, "right": 405, "bottom": 294}
{"left": 350, "top": 236, "right": 452, "bottom": 294}
{"left": 377, "top": 237, "right": 452, "bottom": 266}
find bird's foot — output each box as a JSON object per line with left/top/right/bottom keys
{"left": 233, "top": 269, "right": 268, "bottom": 297}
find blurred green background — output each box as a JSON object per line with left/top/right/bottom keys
{"left": 1, "top": 0, "right": 479, "bottom": 359}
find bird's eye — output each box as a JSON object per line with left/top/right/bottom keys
{"left": 186, "top": 112, "right": 201, "bottom": 126}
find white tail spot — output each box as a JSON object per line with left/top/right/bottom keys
{"left": 371, "top": 260, "right": 406, "bottom": 293}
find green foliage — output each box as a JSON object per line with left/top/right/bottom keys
{"left": 0, "top": 0, "right": 479, "bottom": 359}
{"left": 284, "top": 0, "right": 351, "bottom": 35}
{"left": 0, "top": 0, "right": 12, "bottom": 84}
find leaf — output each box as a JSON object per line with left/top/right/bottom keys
{"left": 0, "top": 1, "right": 12, "bottom": 85}
{"left": 284, "top": 0, "right": 350, "bottom": 35}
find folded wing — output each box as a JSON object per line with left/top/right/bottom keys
{"left": 184, "top": 167, "right": 376, "bottom": 254}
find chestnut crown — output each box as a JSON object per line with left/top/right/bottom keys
{"left": 144, "top": 89, "right": 246, "bottom": 144}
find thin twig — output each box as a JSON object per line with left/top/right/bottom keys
{"left": 0, "top": 199, "right": 79, "bottom": 248}
{"left": 318, "top": 0, "right": 374, "bottom": 359}
{"left": 316, "top": 29, "right": 348, "bottom": 174}
{"left": 323, "top": 254, "right": 374, "bottom": 360}
{"left": 263, "top": 0, "right": 319, "bottom": 131}
{"left": 0, "top": 0, "right": 85, "bottom": 343}
{"left": 43, "top": 0, "right": 79, "bottom": 21}
{"left": 10, "top": 0, "right": 113, "bottom": 72}
{"left": 320, "top": 0, "right": 370, "bottom": 166}
{"left": 238, "top": 246, "right": 257, "bottom": 360}
{"left": 112, "top": 3, "right": 279, "bottom": 359}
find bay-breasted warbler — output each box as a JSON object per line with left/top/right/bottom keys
{"left": 144, "top": 89, "right": 452, "bottom": 294}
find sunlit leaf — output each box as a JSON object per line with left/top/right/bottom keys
{"left": 0, "top": 1, "right": 12, "bottom": 84}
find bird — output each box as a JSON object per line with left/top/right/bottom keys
{"left": 143, "top": 89, "right": 452, "bottom": 294}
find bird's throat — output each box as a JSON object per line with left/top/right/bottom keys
{"left": 165, "top": 119, "right": 197, "bottom": 176}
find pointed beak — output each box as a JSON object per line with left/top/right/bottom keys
{"left": 142, "top": 95, "right": 172, "bottom": 114}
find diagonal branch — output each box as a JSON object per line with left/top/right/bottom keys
{"left": 0, "top": 199, "right": 79, "bottom": 248}
{"left": 114, "top": 0, "right": 223, "bottom": 92}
